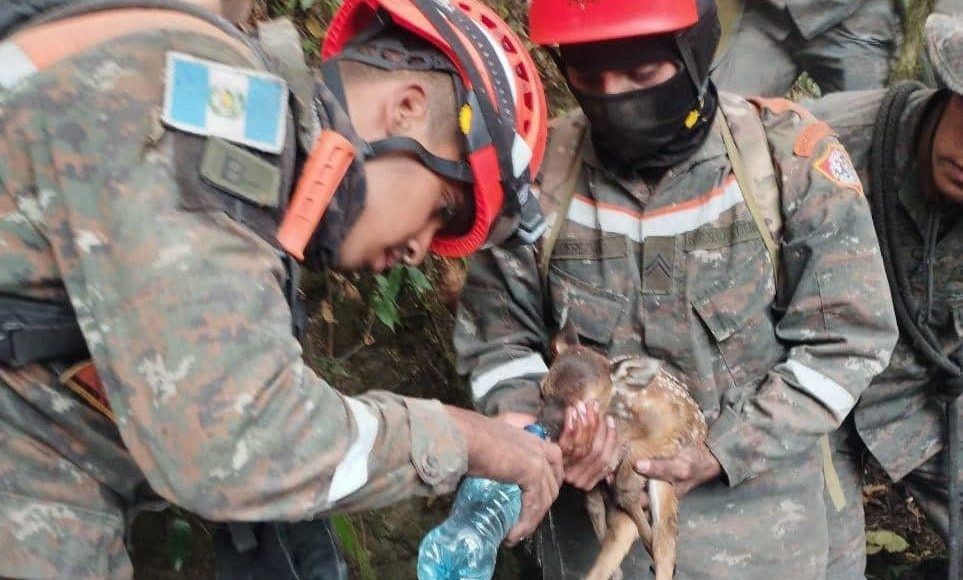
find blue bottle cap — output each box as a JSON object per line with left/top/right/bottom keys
{"left": 524, "top": 423, "right": 548, "bottom": 440}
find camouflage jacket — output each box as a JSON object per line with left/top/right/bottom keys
{"left": 0, "top": 16, "right": 466, "bottom": 521}
{"left": 757, "top": 0, "right": 862, "bottom": 40}
{"left": 809, "top": 87, "right": 963, "bottom": 480}
{"left": 455, "top": 93, "right": 898, "bottom": 486}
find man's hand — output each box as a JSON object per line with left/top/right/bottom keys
{"left": 557, "top": 401, "right": 618, "bottom": 490}
{"left": 633, "top": 441, "right": 722, "bottom": 502}
{"left": 446, "top": 406, "right": 563, "bottom": 546}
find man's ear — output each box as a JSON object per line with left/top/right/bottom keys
{"left": 387, "top": 81, "right": 430, "bottom": 136}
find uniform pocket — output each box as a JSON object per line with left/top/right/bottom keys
{"left": 548, "top": 263, "right": 627, "bottom": 347}
{"left": 691, "top": 272, "right": 781, "bottom": 390}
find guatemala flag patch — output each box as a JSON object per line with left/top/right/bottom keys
{"left": 162, "top": 52, "right": 288, "bottom": 154}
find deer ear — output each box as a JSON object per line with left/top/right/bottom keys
{"left": 552, "top": 309, "right": 580, "bottom": 357}
{"left": 611, "top": 357, "right": 661, "bottom": 388}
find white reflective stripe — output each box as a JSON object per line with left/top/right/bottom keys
{"left": 327, "top": 396, "right": 380, "bottom": 503}
{"left": 471, "top": 353, "right": 548, "bottom": 401}
{"left": 566, "top": 176, "right": 744, "bottom": 244}
{"left": 0, "top": 42, "right": 38, "bottom": 89}
{"left": 511, "top": 133, "right": 532, "bottom": 178}
{"left": 784, "top": 359, "right": 856, "bottom": 421}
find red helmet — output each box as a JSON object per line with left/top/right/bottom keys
{"left": 529, "top": 0, "right": 698, "bottom": 46}
{"left": 528, "top": 0, "right": 719, "bottom": 106}
{"left": 323, "top": 0, "right": 549, "bottom": 257}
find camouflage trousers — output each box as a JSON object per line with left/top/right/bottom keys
{"left": 828, "top": 415, "right": 963, "bottom": 579}
{"left": 0, "top": 370, "right": 347, "bottom": 580}
{"left": 532, "top": 446, "right": 831, "bottom": 579}
{"left": 0, "top": 373, "right": 137, "bottom": 579}
{"left": 712, "top": 0, "right": 901, "bottom": 97}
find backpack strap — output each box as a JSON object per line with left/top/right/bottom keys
{"left": 536, "top": 111, "right": 588, "bottom": 290}
{"left": 716, "top": 96, "right": 782, "bottom": 286}
{"left": 717, "top": 96, "right": 847, "bottom": 512}
{"left": 0, "top": 4, "right": 255, "bottom": 90}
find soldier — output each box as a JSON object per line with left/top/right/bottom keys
{"left": 807, "top": 13, "right": 963, "bottom": 579}
{"left": 711, "top": 0, "right": 901, "bottom": 96}
{"left": 454, "top": 1, "right": 898, "bottom": 578}
{"left": 0, "top": 0, "right": 565, "bottom": 578}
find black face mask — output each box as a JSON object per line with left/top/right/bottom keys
{"left": 570, "top": 66, "right": 717, "bottom": 178}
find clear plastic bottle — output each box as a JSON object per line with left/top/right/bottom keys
{"left": 417, "top": 424, "right": 547, "bottom": 580}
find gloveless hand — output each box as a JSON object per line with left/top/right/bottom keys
{"left": 557, "top": 400, "right": 618, "bottom": 490}
{"left": 447, "top": 406, "right": 563, "bottom": 546}
{"left": 633, "top": 441, "right": 722, "bottom": 501}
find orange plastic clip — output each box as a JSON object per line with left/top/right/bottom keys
{"left": 277, "top": 130, "right": 356, "bottom": 260}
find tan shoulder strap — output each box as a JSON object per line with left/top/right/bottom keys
{"left": 1, "top": 8, "right": 254, "bottom": 90}
{"left": 257, "top": 18, "right": 318, "bottom": 153}
{"left": 716, "top": 99, "right": 782, "bottom": 285}
{"left": 537, "top": 115, "right": 588, "bottom": 288}
{"left": 718, "top": 98, "right": 847, "bottom": 512}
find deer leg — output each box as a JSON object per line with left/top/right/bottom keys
{"left": 586, "top": 487, "right": 608, "bottom": 543}
{"left": 648, "top": 479, "right": 678, "bottom": 580}
{"left": 586, "top": 509, "right": 639, "bottom": 580}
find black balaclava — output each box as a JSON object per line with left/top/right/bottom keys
{"left": 559, "top": 0, "right": 721, "bottom": 179}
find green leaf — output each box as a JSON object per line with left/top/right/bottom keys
{"left": 386, "top": 265, "right": 404, "bottom": 296}
{"left": 404, "top": 265, "right": 432, "bottom": 296}
{"left": 331, "top": 516, "right": 376, "bottom": 580}
{"left": 166, "top": 516, "right": 192, "bottom": 572}
{"left": 299, "top": 0, "right": 317, "bottom": 9}
{"left": 865, "top": 530, "right": 909, "bottom": 555}
{"left": 371, "top": 290, "right": 400, "bottom": 331}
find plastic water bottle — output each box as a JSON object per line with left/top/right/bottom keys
{"left": 417, "top": 424, "right": 548, "bottom": 580}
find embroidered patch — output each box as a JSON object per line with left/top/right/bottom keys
{"left": 814, "top": 143, "right": 863, "bottom": 193}
{"left": 552, "top": 235, "right": 628, "bottom": 260}
{"left": 682, "top": 220, "right": 760, "bottom": 251}
{"left": 793, "top": 121, "right": 834, "bottom": 157}
{"left": 162, "top": 52, "right": 287, "bottom": 153}
{"left": 200, "top": 138, "right": 280, "bottom": 207}
{"left": 642, "top": 236, "right": 676, "bottom": 295}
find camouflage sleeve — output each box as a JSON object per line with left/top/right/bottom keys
{"left": 454, "top": 244, "right": 550, "bottom": 417}
{"left": 707, "top": 102, "right": 899, "bottom": 486}
{"left": 0, "top": 36, "right": 467, "bottom": 520}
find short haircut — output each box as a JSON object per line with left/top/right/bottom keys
{"left": 338, "top": 31, "right": 461, "bottom": 151}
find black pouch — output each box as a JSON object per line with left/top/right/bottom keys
{"left": 0, "top": 294, "right": 87, "bottom": 366}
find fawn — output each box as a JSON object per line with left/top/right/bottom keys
{"left": 538, "top": 326, "right": 707, "bottom": 580}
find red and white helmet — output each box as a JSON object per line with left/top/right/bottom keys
{"left": 323, "top": 0, "right": 549, "bottom": 256}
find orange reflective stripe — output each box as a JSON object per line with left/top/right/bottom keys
{"left": 9, "top": 8, "right": 252, "bottom": 74}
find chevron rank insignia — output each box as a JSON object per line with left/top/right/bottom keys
{"left": 162, "top": 52, "right": 288, "bottom": 153}
{"left": 643, "top": 236, "right": 676, "bottom": 295}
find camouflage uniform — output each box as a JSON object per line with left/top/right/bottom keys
{"left": 454, "top": 91, "right": 898, "bottom": 579}
{"left": 712, "top": 0, "right": 901, "bottom": 96}
{"left": 807, "top": 15, "right": 963, "bottom": 576}
{"left": 0, "top": 10, "right": 468, "bottom": 580}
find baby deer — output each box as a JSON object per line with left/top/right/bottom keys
{"left": 538, "top": 327, "right": 707, "bottom": 580}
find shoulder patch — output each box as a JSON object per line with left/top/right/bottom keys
{"left": 793, "top": 121, "right": 834, "bottom": 157}
{"left": 162, "top": 52, "right": 288, "bottom": 154}
{"left": 814, "top": 142, "right": 863, "bottom": 194}
{"left": 200, "top": 138, "right": 280, "bottom": 207}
